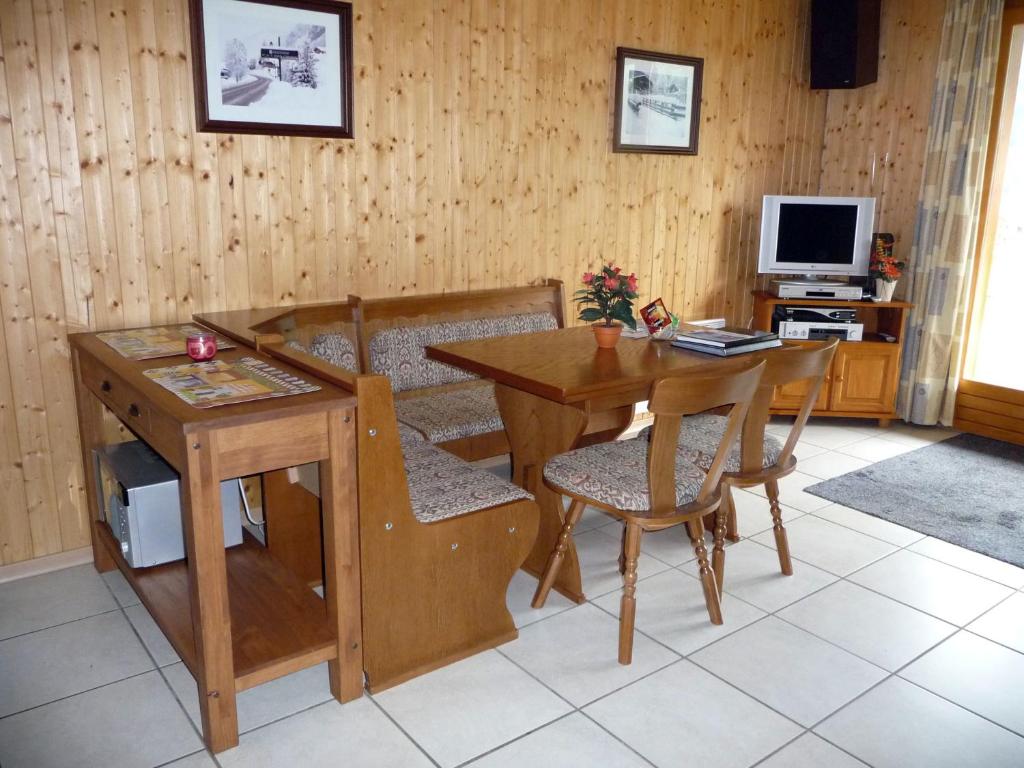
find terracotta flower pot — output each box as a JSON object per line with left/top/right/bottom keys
{"left": 592, "top": 322, "right": 623, "bottom": 349}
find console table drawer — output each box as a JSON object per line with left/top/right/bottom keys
{"left": 79, "top": 354, "right": 153, "bottom": 432}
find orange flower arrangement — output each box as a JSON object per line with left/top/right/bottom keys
{"left": 869, "top": 234, "right": 905, "bottom": 283}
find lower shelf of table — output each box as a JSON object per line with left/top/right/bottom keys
{"left": 96, "top": 521, "right": 337, "bottom": 691}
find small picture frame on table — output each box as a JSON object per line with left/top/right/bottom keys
{"left": 613, "top": 47, "right": 703, "bottom": 155}
{"left": 189, "top": 0, "right": 353, "bottom": 138}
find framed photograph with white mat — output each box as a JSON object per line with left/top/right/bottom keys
{"left": 613, "top": 47, "right": 703, "bottom": 155}
{"left": 190, "top": 0, "right": 353, "bottom": 138}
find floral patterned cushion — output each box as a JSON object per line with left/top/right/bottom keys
{"left": 543, "top": 437, "right": 706, "bottom": 512}
{"left": 369, "top": 313, "right": 558, "bottom": 393}
{"left": 639, "top": 413, "right": 783, "bottom": 473}
{"left": 395, "top": 382, "right": 504, "bottom": 443}
{"left": 308, "top": 332, "right": 359, "bottom": 373}
{"left": 403, "top": 441, "right": 532, "bottom": 523}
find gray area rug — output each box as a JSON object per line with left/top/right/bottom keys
{"left": 805, "top": 433, "right": 1024, "bottom": 569}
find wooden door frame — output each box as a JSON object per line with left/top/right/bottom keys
{"left": 956, "top": 0, "right": 1024, "bottom": 444}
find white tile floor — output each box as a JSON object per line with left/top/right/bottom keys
{"left": 3, "top": 419, "right": 1024, "bottom": 767}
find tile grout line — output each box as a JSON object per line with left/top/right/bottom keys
{"left": 364, "top": 694, "right": 444, "bottom": 768}
{"left": 103, "top": 574, "right": 216, "bottom": 765}
{"left": 0, "top": 605, "right": 125, "bottom": 644}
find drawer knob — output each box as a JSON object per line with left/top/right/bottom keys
{"left": 101, "top": 380, "right": 112, "bottom": 392}
{"left": 128, "top": 404, "right": 141, "bottom": 418}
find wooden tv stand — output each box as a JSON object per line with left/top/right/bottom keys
{"left": 752, "top": 291, "right": 913, "bottom": 427}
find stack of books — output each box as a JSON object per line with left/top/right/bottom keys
{"left": 671, "top": 327, "right": 782, "bottom": 356}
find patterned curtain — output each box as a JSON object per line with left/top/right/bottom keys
{"left": 898, "top": 0, "right": 1003, "bottom": 425}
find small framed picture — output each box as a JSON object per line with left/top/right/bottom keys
{"left": 613, "top": 47, "right": 703, "bottom": 155}
{"left": 639, "top": 298, "right": 671, "bottom": 335}
{"left": 189, "top": 0, "right": 353, "bottom": 138}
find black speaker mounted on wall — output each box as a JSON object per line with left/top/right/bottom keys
{"left": 811, "top": 0, "right": 881, "bottom": 89}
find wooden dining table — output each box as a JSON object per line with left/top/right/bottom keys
{"left": 427, "top": 325, "right": 766, "bottom": 603}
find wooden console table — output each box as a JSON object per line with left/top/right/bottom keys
{"left": 70, "top": 333, "right": 362, "bottom": 753}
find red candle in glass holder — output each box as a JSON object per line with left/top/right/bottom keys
{"left": 186, "top": 332, "right": 218, "bottom": 362}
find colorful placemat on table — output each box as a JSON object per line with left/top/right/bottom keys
{"left": 143, "top": 357, "right": 320, "bottom": 408}
{"left": 97, "top": 324, "right": 236, "bottom": 360}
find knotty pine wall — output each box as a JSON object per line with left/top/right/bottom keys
{"left": 0, "top": 0, "right": 943, "bottom": 565}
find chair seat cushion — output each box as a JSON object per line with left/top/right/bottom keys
{"left": 395, "top": 383, "right": 504, "bottom": 443}
{"left": 639, "top": 413, "right": 783, "bottom": 473}
{"left": 404, "top": 441, "right": 532, "bottom": 523}
{"left": 543, "top": 437, "right": 706, "bottom": 513}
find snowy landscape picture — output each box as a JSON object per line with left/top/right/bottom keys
{"left": 613, "top": 48, "right": 703, "bottom": 155}
{"left": 192, "top": 0, "right": 352, "bottom": 137}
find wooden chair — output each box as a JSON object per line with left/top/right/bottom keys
{"left": 676, "top": 339, "right": 839, "bottom": 587}
{"left": 531, "top": 360, "right": 766, "bottom": 664}
{"left": 712, "top": 339, "right": 839, "bottom": 581}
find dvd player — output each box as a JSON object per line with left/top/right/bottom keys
{"left": 778, "top": 321, "right": 863, "bottom": 341}
{"left": 771, "top": 280, "right": 863, "bottom": 300}
{"left": 774, "top": 306, "right": 858, "bottom": 323}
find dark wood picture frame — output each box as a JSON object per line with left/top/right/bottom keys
{"left": 613, "top": 47, "right": 703, "bottom": 155}
{"left": 189, "top": 0, "right": 353, "bottom": 139}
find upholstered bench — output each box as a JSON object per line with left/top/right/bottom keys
{"left": 369, "top": 313, "right": 557, "bottom": 444}
{"left": 295, "top": 420, "right": 533, "bottom": 526}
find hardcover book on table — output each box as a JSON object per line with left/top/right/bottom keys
{"left": 675, "top": 326, "right": 778, "bottom": 348}
{"left": 671, "top": 338, "right": 783, "bottom": 356}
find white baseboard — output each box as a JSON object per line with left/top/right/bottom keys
{"left": 0, "top": 547, "right": 94, "bottom": 585}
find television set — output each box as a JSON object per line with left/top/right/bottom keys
{"left": 757, "top": 195, "right": 876, "bottom": 280}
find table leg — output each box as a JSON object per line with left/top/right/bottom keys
{"left": 320, "top": 407, "right": 364, "bottom": 702}
{"left": 71, "top": 350, "right": 116, "bottom": 573}
{"left": 181, "top": 431, "right": 238, "bottom": 753}
{"left": 494, "top": 384, "right": 588, "bottom": 603}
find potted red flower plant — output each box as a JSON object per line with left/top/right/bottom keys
{"left": 576, "top": 265, "right": 639, "bottom": 348}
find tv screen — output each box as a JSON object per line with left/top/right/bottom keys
{"left": 776, "top": 203, "right": 859, "bottom": 266}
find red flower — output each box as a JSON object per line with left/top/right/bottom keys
{"left": 627, "top": 273, "right": 638, "bottom": 292}
{"left": 612, "top": 266, "right": 622, "bottom": 274}
{"left": 602, "top": 276, "right": 617, "bottom": 290}
{"left": 582, "top": 272, "right": 594, "bottom": 284}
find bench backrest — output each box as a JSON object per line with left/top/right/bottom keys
{"left": 367, "top": 313, "right": 557, "bottom": 392}
{"left": 355, "top": 280, "right": 565, "bottom": 387}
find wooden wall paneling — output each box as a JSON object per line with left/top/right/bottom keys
{"left": 240, "top": 134, "right": 269, "bottom": 306}
{"left": 0, "top": 31, "right": 35, "bottom": 564}
{"left": 33, "top": 0, "right": 91, "bottom": 332}
{"left": 0, "top": 22, "right": 63, "bottom": 558}
{"left": 64, "top": 0, "right": 124, "bottom": 330}
{"left": 95, "top": 0, "right": 150, "bottom": 327}
{"left": 216, "top": 135, "right": 250, "bottom": 311}
{"left": 411, "top": 2, "right": 434, "bottom": 295}
{"left": 2, "top": 0, "right": 88, "bottom": 554}
{"left": 289, "top": 138, "right": 316, "bottom": 303}
{"left": 0, "top": 322, "right": 33, "bottom": 564}
{"left": 313, "top": 139, "right": 338, "bottom": 300}
{"left": 192, "top": 131, "right": 224, "bottom": 309}
{"left": 395, "top": 0, "right": 418, "bottom": 295}
{"left": 156, "top": 0, "right": 200, "bottom": 322}
{"left": 126, "top": 0, "right": 176, "bottom": 325}
{"left": 268, "top": 136, "right": 295, "bottom": 302}
{"left": 349, "top": 1, "right": 373, "bottom": 298}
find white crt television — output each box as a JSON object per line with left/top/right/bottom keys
{"left": 758, "top": 195, "right": 876, "bottom": 278}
